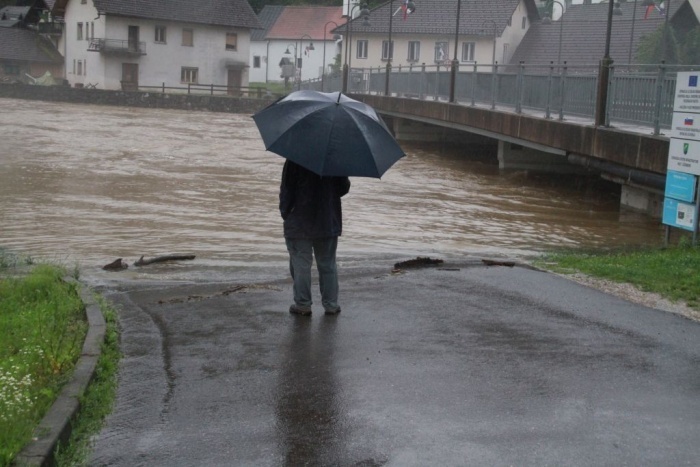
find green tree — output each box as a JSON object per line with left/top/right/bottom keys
{"left": 637, "top": 24, "right": 680, "bottom": 64}
{"left": 678, "top": 26, "right": 700, "bottom": 65}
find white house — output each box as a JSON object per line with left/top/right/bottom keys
{"left": 339, "top": 0, "right": 540, "bottom": 71}
{"left": 251, "top": 6, "right": 347, "bottom": 86}
{"left": 52, "top": 0, "right": 260, "bottom": 90}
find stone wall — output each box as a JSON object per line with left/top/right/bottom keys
{"left": 0, "top": 83, "right": 277, "bottom": 114}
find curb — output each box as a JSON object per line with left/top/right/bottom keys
{"left": 14, "top": 279, "right": 106, "bottom": 467}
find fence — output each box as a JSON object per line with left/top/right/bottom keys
{"left": 135, "top": 82, "right": 276, "bottom": 99}
{"left": 303, "top": 62, "right": 700, "bottom": 135}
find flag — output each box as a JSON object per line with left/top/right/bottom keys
{"left": 400, "top": 0, "right": 415, "bottom": 20}
{"left": 644, "top": 3, "right": 655, "bottom": 19}
{"left": 685, "top": 117, "right": 694, "bottom": 126}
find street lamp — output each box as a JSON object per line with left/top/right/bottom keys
{"left": 482, "top": 19, "right": 498, "bottom": 68}
{"left": 342, "top": 3, "right": 370, "bottom": 93}
{"left": 542, "top": 0, "right": 565, "bottom": 65}
{"left": 284, "top": 43, "right": 297, "bottom": 89}
{"left": 594, "top": 0, "right": 618, "bottom": 126}
{"left": 298, "top": 34, "right": 315, "bottom": 90}
{"left": 322, "top": 21, "right": 339, "bottom": 92}
{"left": 384, "top": 0, "right": 414, "bottom": 96}
{"left": 449, "top": 0, "right": 462, "bottom": 102}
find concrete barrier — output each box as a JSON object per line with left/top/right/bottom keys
{"left": 0, "top": 83, "right": 276, "bottom": 114}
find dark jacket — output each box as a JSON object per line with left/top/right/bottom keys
{"left": 279, "top": 161, "right": 350, "bottom": 239}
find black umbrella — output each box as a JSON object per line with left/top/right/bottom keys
{"left": 252, "top": 90, "right": 405, "bottom": 178}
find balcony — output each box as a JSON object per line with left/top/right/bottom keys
{"left": 88, "top": 38, "right": 146, "bottom": 56}
{"left": 37, "top": 21, "right": 64, "bottom": 36}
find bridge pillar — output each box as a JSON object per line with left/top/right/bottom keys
{"left": 619, "top": 184, "right": 663, "bottom": 218}
{"left": 497, "top": 141, "right": 584, "bottom": 173}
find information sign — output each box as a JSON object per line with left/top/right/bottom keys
{"left": 670, "top": 112, "right": 700, "bottom": 140}
{"left": 673, "top": 73, "right": 700, "bottom": 113}
{"left": 668, "top": 138, "right": 700, "bottom": 176}
{"left": 665, "top": 171, "right": 697, "bottom": 203}
{"left": 663, "top": 198, "right": 697, "bottom": 231}
{"left": 664, "top": 72, "right": 700, "bottom": 238}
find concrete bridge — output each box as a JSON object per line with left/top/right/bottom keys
{"left": 353, "top": 94, "right": 670, "bottom": 218}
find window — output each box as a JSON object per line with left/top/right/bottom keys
{"left": 382, "top": 40, "right": 394, "bottom": 60}
{"left": 77, "top": 22, "right": 83, "bottom": 40}
{"left": 434, "top": 41, "right": 449, "bottom": 62}
{"left": 226, "top": 33, "right": 237, "bottom": 51}
{"left": 155, "top": 25, "right": 166, "bottom": 43}
{"left": 181, "top": 67, "right": 198, "bottom": 83}
{"left": 407, "top": 41, "right": 420, "bottom": 61}
{"left": 507, "top": 18, "right": 512, "bottom": 27}
{"left": 4, "top": 64, "right": 20, "bottom": 75}
{"left": 253, "top": 56, "right": 261, "bottom": 68}
{"left": 461, "top": 42, "right": 475, "bottom": 62}
{"left": 77, "top": 60, "right": 83, "bottom": 76}
{"left": 356, "top": 40, "right": 368, "bottom": 59}
{"left": 521, "top": 17, "right": 527, "bottom": 29}
{"left": 89, "top": 22, "right": 94, "bottom": 40}
{"left": 182, "top": 28, "right": 193, "bottom": 47}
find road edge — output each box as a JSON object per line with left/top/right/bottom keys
{"left": 14, "top": 279, "right": 106, "bottom": 467}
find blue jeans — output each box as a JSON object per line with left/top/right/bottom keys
{"left": 285, "top": 237, "right": 340, "bottom": 312}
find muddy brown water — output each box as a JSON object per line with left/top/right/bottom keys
{"left": 0, "top": 98, "right": 663, "bottom": 283}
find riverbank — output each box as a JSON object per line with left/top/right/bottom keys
{"left": 0, "top": 83, "right": 274, "bottom": 114}
{"left": 535, "top": 245, "right": 700, "bottom": 322}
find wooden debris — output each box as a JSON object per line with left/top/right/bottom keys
{"left": 102, "top": 258, "right": 128, "bottom": 271}
{"left": 134, "top": 254, "right": 196, "bottom": 267}
{"left": 482, "top": 259, "right": 516, "bottom": 267}
{"left": 393, "top": 257, "right": 444, "bottom": 270}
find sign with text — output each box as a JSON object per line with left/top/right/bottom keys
{"left": 663, "top": 198, "right": 697, "bottom": 231}
{"left": 668, "top": 138, "right": 700, "bottom": 175}
{"left": 673, "top": 72, "right": 700, "bottom": 113}
{"left": 665, "top": 171, "right": 697, "bottom": 202}
{"left": 670, "top": 112, "right": 700, "bottom": 141}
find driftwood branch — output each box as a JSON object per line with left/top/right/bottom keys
{"left": 393, "top": 257, "right": 444, "bottom": 271}
{"left": 482, "top": 259, "right": 515, "bottom": 267}
{"left": 134, "top": 254, "right": 196, "bottom": 266}
{"left": 102, "top": 258, "right": 128, "bottom": 271}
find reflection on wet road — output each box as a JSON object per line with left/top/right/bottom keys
{"left": 0, "top": 98, "right": 662, "bottom": 278}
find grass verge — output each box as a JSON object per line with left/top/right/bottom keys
{"left": 0, "top": 264, "right": 86, "bottom": 466}
{"left": 54, "top": 295, "right": 120, "bottom": 466}
{"left": 534, "top": 244, "right": 700, "bottom": 310}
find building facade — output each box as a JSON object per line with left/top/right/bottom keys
{"left": 54, "top": 0, "right": 260, "bottom": 90}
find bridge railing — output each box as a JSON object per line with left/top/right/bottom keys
{"left": 304, "top": 62, "right": 700, "bottom": 135}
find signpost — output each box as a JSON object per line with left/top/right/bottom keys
{"left": 663, "top": 72, "right": 700, "bottom": 244}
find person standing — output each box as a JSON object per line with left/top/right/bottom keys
{"left": 279, "top": 160, "right": 351, "bottom": 316}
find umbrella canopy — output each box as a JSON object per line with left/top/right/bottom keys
{"left": 252, "top": 90, "right": 405, "bottom": 178}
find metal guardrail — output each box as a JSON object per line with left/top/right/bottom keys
{"left": 304, "top": 63, "right": 700, "bottom": 136}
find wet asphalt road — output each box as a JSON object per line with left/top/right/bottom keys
{"left": 89, "top": 260, "right": 700, "bottom": 466}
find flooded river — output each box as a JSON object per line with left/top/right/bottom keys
{"left": 0, "top": 98, "right": 663, "bottom": 282}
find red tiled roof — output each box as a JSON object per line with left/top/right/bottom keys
{"left": 265, "top": 6, "right": 347, "bottom": 41}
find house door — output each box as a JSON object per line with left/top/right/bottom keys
{"left": 227, "top": 69, "right": 242, "bottom": 96}
{"left": 121, "top": 63, "right": 138, "bottom": 90}
{"left": 128, "top": 26, "right": 139, "bottom": 53}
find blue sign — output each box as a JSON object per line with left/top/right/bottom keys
{"left": 663, "top": 198, "right": 698, "bottom": 232}
{"left": 665, "top": 171, "right": 697, "bottom": 202}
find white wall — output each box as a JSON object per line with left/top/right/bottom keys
{"left": 62, "top": 0, "right": 252, "bottom": 90}
{"left": 251, "top": 39, "right": 341, "bottom": 84}
{"left": 346, "top": 0, "right": 533, "bottom": 70}
{"left": 499, "top": 0, "right": 532, "bottom": 64}
{"left": 62, "top": 0, "right": 105, "bottom": 87}
{"left": 249, "top": 40, "right": 269, "bottom": 83}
